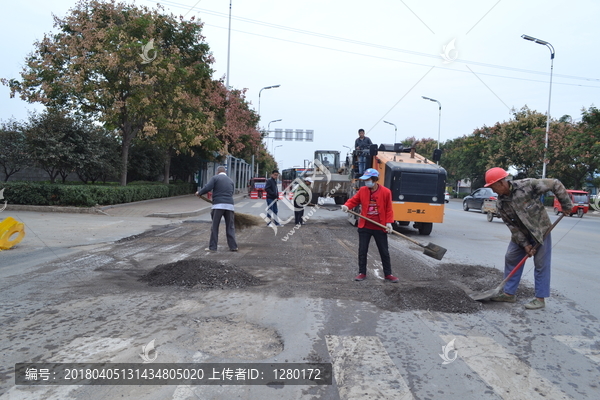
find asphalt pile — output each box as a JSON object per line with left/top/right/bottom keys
{"left": 139, "top": 258, "right": 262, "bottom": 289}
{"left": 437, "top": 263, "right": 535, "bottom": 298}
{"left": 383, "top": 285, "right": 481, "bottom": 313}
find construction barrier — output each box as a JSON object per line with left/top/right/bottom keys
{"left": 250, "top": 191, "right": 265, "bottom": 199}
{"left": 0, "top": 217, "right": 25, "bottom": 250}
{"left": 278, "top": 192, "right": 293, "bottom": 200}
{"left": 249, "top": 191, "right": 290, "bottom": 200}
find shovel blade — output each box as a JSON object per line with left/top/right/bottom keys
{"left": 423, "top": 243, "right": 447, "bottom": 260}
{"left": 469, "top": 285, "right": 502, "bottom": 301}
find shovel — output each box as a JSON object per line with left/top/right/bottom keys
{"left": 470, "top": 214, "right": 564, "bottom": 301}
{"left": 346, "top": 209, "right": 447, "bottom": 260}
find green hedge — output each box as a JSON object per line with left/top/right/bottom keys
{"left": 0, "top": 182, "right": 196, "bottom": 207}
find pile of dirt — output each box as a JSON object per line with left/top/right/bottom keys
{"left": 139, "top": 259, "right": 262, "bottom": 289}
{"left": 383, "top": 285, "right": 482, "bottom": 313}
{"left": 436, "top": 263, "right": 535, "bottom": 298}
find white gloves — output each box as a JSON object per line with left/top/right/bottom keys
{"left": 340, "top": 205, "right": 349, "bottom": 212}
{"left": 386, "top": 223, "right": 393, "bottom": 234}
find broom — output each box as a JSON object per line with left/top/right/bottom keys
{"left": 197, "top": 195, "right": 262, "bottom": 230}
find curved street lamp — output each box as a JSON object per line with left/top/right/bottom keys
{"left": 422, "top": 96, "right": 441, "bottom": 150}
{"left": 268, "top": 119, "right": 282, "bottom": 132}
{"left": 383, "top": 120, "right": 397, "bottom": 144}
{"left": 522, "top": 34, "right": 555, "bottom": 179}
{"left": 268, "top": 119, "right": 282, "bottom": 153}
{"left": 274, "top": 145, "right": 283, "bottom": 159}
{"left": 258, "top": 85, "right": 281, "bottom": 116}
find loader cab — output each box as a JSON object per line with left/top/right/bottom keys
{"left": 314, "top": 151, "right": 340, "bottom": 173}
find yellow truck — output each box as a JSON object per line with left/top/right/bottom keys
{"left": 348, "top": 143, "right": 446, "bottom": 235}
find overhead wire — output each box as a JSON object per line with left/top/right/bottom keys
{"left": 203, "top": 23, "right": 600, "bottom": 89}
{"left": 153, "top": 0, "right": 600, "bottom": 87}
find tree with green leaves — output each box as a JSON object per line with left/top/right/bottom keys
{"left": 26, "top": 109, "right": 81, "bottom": 183}
{"left": 0, "top": 119, "right": 31, "bottom": 182}
{"left": 4, "top": 0, "right": 214, "bottom": 186}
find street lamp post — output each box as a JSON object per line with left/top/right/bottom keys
{"left": 383, "top": 120, "right": 397, "bottom": 144}
{"left": 268, "top": 119, "right": 282, "bottom": 132}
{"left": 274, "top": 145, "right": 283, "bottom": 169}
{"left": 268, "top": 119, "right": 282, "bottom": 154}
{"left": 522, "top": 34, "right": 555, "bottom": 179}
{"left": 274, "top": 145, "right": 283, "bottom": 159}
{"left": 225, "top": 0, "right": 232, "bottom": 88}
{"left": 258, "top": 85, "right": 281, "bottom": 116}
{"left": 422, "top": 96, "right": 442, "bottom": 150}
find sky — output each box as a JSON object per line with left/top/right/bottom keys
{"left": 1, "top": 0, "right": 599, "bottom": 171}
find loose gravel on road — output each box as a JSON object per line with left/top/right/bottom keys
{"left": 125, "top": 219, "right": 534, "bottom": 314}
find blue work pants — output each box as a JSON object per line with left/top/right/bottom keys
{"left": 503, "top": 234, "right": 552, "bottom": 298}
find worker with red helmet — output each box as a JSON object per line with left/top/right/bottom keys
{"left": 484, "top": 167, "right": 573, "bottom": 309}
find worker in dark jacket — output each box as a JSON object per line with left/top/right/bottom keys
{"left": 485, "top": 167, "right": 573, "bottom": 309}
{"left": 354, "top": 129, "right": 373, "bottom": 174}
{"left": 293, "top": 177, "right": 312, "bottom": 225}
{"left": 341, "top": 168, "right": 399, "bottom": 283}
{"left": 196, "top": 166, "right": 238, "bottom": 252}
{"left": 264, "top": 170, "right": 281, "bottom": 226}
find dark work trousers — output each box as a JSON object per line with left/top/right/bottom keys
{"left": 209, "top": 209, "right": 237, "bottom": 250}
{"left": 358, "top": 155, "right": 366, "bottom": 175}
{"left": 294, "top": 199, "right": 305, "bottom": 225}
{"left": 266, "top": 198, "right": 280, "bottom": 225}
{"left": 357, "top": 227, "right": 392, "bottom": 276}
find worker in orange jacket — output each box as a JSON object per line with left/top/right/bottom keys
{"left": 341, "top": 168, "right": 399, "bottom": 283}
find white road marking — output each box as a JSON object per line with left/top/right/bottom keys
{"left": 155, "top": 226, "right": 183, "bottom": 236}
{"left": 440, "top": 335, "right": 573, "bottom": 400}
{"left": 252, "top": 202, "right": 264, "bottom": 208}
{"left": 372, "top": 260, "right": 384, "bottom": 279}
{"left": 335, "top": 238, "right": 385, "bottom": 280}
{"left": 236, "top": 201, "right": 249, "bottom": 208}
{"left": 554, "top": 335, "right": 600, "bottom": 363}
{"left": 325, "top": 335, "right": 414, "bottom": 400}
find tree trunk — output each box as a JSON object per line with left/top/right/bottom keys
{"left": 120, "top": 140, "right": 129, "bottom": 186}
{"left": 163, "top": 148, "right": 172, "bottom": 185}
{"left": 119, "top": 123, "right": 137, "bottom": 186}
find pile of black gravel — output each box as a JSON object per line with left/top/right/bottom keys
{"left": 384, "top": 285, "right": 482, "bottom": 313}
{"left": 139, "top": 259, "right": 262, "bottom": 289}
{"left": 437, "top": 263, "right": 535, "bottom": 298}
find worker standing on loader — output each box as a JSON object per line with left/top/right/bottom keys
{"left": 354, "top": 128, "right": 372, "bottom": 175}
{"left": 341, "top": 168, "right": 399, "bottom": 283}
{"left": 484, "top": 167, "right": 572, "bottom": 309}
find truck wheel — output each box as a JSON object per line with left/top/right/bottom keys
{"left": 487, "top": 212, "right": 494, "bottom": 222}
{"left": 311, "top": 193, "right": 320, "bottom": 205}
{"left": 577, "top": 208, "right": 584, "bottom": 218}
{"left": 334, "top": 196, "right": 346, "bottom": 205}
{"left": 418, "top": 222, "right": 433, "bottom": 236}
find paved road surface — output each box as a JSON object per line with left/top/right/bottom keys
{"left": 1, "top": 196, "right": 599, "bottom": 399}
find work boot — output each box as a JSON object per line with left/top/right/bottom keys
{"left": 354, "top": 273, "right": 366, "bottom": 281}
{"left": 524, "top": 298, "right": 545, "bottom": 310}
{"left": 385, "top": 275, "right": 399, "bottom": 283}
{"left": 490, "top": 293, "right": 516, "bottom": 303}
{"left": 204, "top": 248, "right": 217, "bottom": 252}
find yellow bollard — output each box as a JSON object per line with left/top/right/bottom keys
{"left": 0, "top": 217, "right": 26, "bottom": 250}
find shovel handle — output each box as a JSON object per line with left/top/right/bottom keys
{"left": 503, "top": 214, "right": 564, "bottom": 282}
{"left": 346, "top": 209, "right": 423, "bottom": 247}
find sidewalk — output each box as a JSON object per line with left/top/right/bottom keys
{"left": 100, "top": 193, "right": 248, "bottom": 218}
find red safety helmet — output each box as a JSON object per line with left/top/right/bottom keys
{"left": 484, "top": 167, "right": 508, "bottom": 187}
